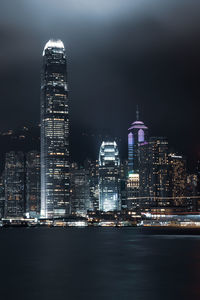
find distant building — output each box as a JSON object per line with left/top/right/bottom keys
{"left": 70, "top": 167, "right": 90, "bottom": 216}
{"left": 148, "top": 137, "right": 170, "bottom": 207}
{"left": 40, "top": 39, "right": 70, "bottom": 218}
{"left": 138, "top": 142, "right": 150, "bottom": 199}
{"left": 4, "top": 151, "right": 25, "bottom": 218}
{"left": 84, "top": 159, "right": 99, "bottom": 211}
{"left": 128, "top": 107, "right": 148, "bottom": 174}
{"left": 186, "top": 174, "right": 198, "bottom": 211}
{"left": 168, "top": 153, "right": 187, "bottom": 207}
{"left": 99, "top": 141, "right": 120, "bottom": 211}
{"left": 26, "top": 151, "right": 40, "bottom": 218}
{"left": 196, "top": 160, "right": 200, "bottom": 211}
{"left": 0, "top": 173, "right": 5, "bottom": 218}
{"left": 127, "top": 108, "right": 148, "bottom": 210}
{"left": 126, "top": 173, "right": 140, "bottom": 210}
{"left": 120, "top": 160, "right": 128, "bottom": 210}
{"left": 137, "top": 137, "right": 171, "bottom": 211}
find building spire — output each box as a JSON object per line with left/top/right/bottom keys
{"left": 136, "top": 105, "right": 139, "bottom": 121}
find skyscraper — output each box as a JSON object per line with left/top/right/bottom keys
{"left": 26, "top": 151, "right": 40, "bottom": 218}
{"left": 84, "top": 159, "right": 99, "bottom": 211}
{"left": 128, "top": 107, "right": 148, "bottom": 175}
{"left": 99, "top": 141, "right": 120, "bottom": 211}
{"left": 148, "top": 137, "right": 170, "bottom": 206}
{"left": 127, "top": 108, "right": 148, "bottom": 210}
{"left": 4, "top": 151, "right": 25, "bottom": 218}
{"left": 41, "top": 39, "right": 70, "bottom": 218}
{"left": 168, "top": 153, "right": 186, "bottom": 204}
{"left": 0, "top": 173, "right": 5, "bottom": 219}
{"left": 70, "top": 167, "right": 90, "bottom": 216}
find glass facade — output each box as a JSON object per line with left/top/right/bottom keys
{"left": 26, "top": 151, "right": 40, "bottom": 218}
{"left": 41, "top": 40, "right": 70, "bottom": 218}
{"left": 148, "top": 137, "right": 170, "bottom": 205}
{"left": 99, "top": 141, "right": 120, "bottom": 211}
{"left": 70, "top": 168, "right": 90, "bottom": 216}
{"left": 4, "top": 151, "right": 25, "bottom": 218}
{"left": 128, "top": 120, "right": 148, "bottom": 175}
{"left": 127, "top": 111, "right": 148, "bottom": 210}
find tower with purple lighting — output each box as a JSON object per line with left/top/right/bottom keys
{"left": 128, "top": 106, "right": 148, "bottom": 175}
{"left": 127, "top": 107, "right": 148, "bottom": 210}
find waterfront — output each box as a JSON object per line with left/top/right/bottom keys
{"left": 0, "top": 228, "right": 200, "bottom": 300}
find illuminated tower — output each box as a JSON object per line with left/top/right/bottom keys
{"left": 148, "top": 137, "right": 170, "bottom": 205}
{"left": 99, "top": 141, "right": 120, "bottom": 211}
{"left": 128, "top": 106, "right": 148, "bottom": 174}
{"left": 127, "top": 107, "right": 148, "bottom": 210}
{"left": 40, "top": 39, "right": 70, "bottom": 218}
{"left": 4, "top": 151, "right": 25, "bottom": 218}
{"left": 26, "top": 151, "right": 40, "bottom": 218}
{"left": 168, "top": 153, "right": 186, "bottom": 201}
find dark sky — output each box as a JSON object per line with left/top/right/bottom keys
{"left": 0, "top": 0, "right": 200, "bottom": 164}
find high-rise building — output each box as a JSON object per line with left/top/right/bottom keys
{"left": 99, "top": 141, "right": 120, "bottom": 211}
{"left": 70, "top": 167, "right": 90, "bottom": 216}
{"left": 128, "top": 107, "right": 148, "bottom": 175}
{"left": 168, "top": 153, "right": 186, "bottom": 207}
{"left": 127, "top": 108, "right": 148, "bottom": 210}
{"left": 138, "top": 142, "right": 150, "bottom": 199}
{"left": 40, "top": 39, "right": 70, "bottom": 218}
{"left": 196, "top": 161, "right": 200, "bottom": 211}
{"left": 4, "top": 151, "right": 25, "bottom": 218}
{"left": 186, "top": 174, "right": 198, "bottom": 211}
{"left": 148, "top": 137, "right": 170, "bottom": 207}
{"left": 84, "top": 159, "right": 99, "bottom": 211}
{"left": 139, "top": 140, "right": 187, "bottom": 213}
{"left": 0, "top": 173, "right": 5, "bottom": 218}
{"left": 26, "top": 151, "right": 40, "bottom": 218}
{"left": 120, "top": 160, "right": 128, "bottom": 210}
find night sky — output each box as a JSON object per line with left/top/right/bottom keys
{"left": 0, "top": 0, "right": 200, "bottom": 165}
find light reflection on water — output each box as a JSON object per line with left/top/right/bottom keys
{"left": 0, "top": 227, "right": 200, "bottom": 300}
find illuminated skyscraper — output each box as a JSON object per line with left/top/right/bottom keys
{"left": 128, "top": 107, "right": 148, "bottom": 174}
{"left": 41, "top": 40, "right": 70, "bottom": 218}
{"left": 127, "top": 107, "right": 148, "bottom": 210}
{"left": 84, "top": 159, "right": 99, "bottom": 211}
{"left": 4, "top": 151, "right": 25, "bottom": 218}
{"left": 0, "top": 173, "right": 5, "bottom": 218}
{"left": 26, "top": 151, "right": 40, "bottom": 218}
{"left": 99, "top": 141, "right": 120, "bottom": 211}
{"left": 168, "top": 154, "right": 186, "bottom": 201}
{"left": 148, "top": 137, "right": 170, "bottom": 206}
{"left": 70, "top": 167, "right": 90, "bottom": 216}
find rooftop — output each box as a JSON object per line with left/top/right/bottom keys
{"left": 43, "top": 39, "right": 65, "bottom": 56}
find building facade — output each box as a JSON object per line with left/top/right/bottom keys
{"left": 40, "top": 39, "right": 70, "bottom": 218}
{"left": 99, "top": 141, "right": 120, "bottom": 211}
{"left": 70, "top": 167, "right": 90, "bottom": 216}
{"left": 168, "top": 153, "right": 186, "bottom": 207}
{"left": 127, "top": 108, "right": 148, "bottom": 210}
{"left": 128, "top": 108, "right": 148, "bottom": 175}
{"left": 4, "top": 151, "right": 25, "bottom": 218}
{"left": 26, "top": 151, "right": 40, "bottom": 218}
{"left": 148, "top": 137, "right": 171, "bottom": 207}
{"left": 0, "top": 173, "right": 5, "bottom": 218}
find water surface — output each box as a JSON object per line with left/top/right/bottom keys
{"left": 0, "top": 227, "right": 200, "bottom": 300}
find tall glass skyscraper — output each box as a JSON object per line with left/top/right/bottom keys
{"left": 99, "top": 141, "right": 120, "bottom": 211}
{"left": 26, "top": 151, "right": 40, "bottom": 218}
{"left": 40, "top": 40, "right": 70, "bottom": 218}
{"left": 127, "top": 108, "right": 148, "bottom": 210}
{"left": 4, "top": 151, "right": 25, "bottom": 218}
{"left": 128, "top": 107, "right": 148, "bottom": 175}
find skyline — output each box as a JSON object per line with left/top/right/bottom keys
{"left": 0, "top": 0, "right": 200, "bottom": 164}
{"left": 1, "top": 3, "right": 200, "bottom": 300}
